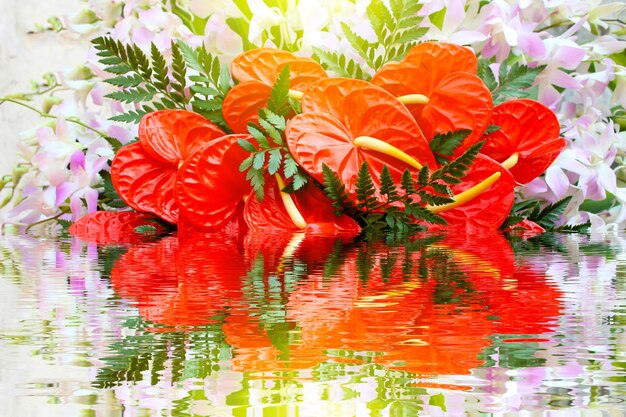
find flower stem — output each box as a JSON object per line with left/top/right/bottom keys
{"left": 24, "top": 208, "right": 71, "bottom": 232}
{"left": 0, "top": 97, "right": 109, "bottom": 138}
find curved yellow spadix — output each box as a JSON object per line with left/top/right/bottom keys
{"left": 353, "top": 136, "right": 424, "bottom": 170}
{"left": 427, "top": 172, "right": 501, "bottom": 214}
{"left": 288, "top": 89, "right": 304, "bottom": 101}
{"left": 275, "top": 174, "right": 307, "bottom": 230}
{"left": 398, "top": 94, "right": 430, "bottom": 105}
{"left": 501, "top": 152, "right": 519, "bottom": 170}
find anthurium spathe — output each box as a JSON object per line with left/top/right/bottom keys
{"left": 243, "top": 179, "right": 361, "bottom": 235}
{"left": 175, "top": 134, "right": 255, "bottom": 230}
{"left": 481, "top": 99, "right": 566, "bottom": 184}
{"left": 111, "top": 110, "right": 225, "bottom": 223}
{"left": 431, "top": 155, "right": 516, "bottom": 230}
{"left": 286, "top": 77, "right": 436, "bottom": 204}
{"left": 371, "top": 42, "right": 493, "bottom": 156}
{"left": 223, "top": 48, "right": 327, "bottom": 133}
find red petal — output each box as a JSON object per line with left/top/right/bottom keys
{"left": 438, "top": 155, "right": 515, "bottom": 230}
{"left": 68, "top": 211, "right": 163, "bottom": 244}
{"left": 301, "top": 78, "right": 434, "bottom": 169}
{"left": 403, "top": 41, "right": 477, "bottom": 79}
{"left": 243, "top": 180, "right": 361, "bottom": 235}
{"left": 175, "top": 134, "right": 253, "bottom": 230}
{"left": 372, "top": 68, "right": 492, "bottom": 154}
{"left": 481, "top": 99, "right": 564, "bottom": 184}
{"left": 414, "top": 73, "right": 493, "bottom": 154}
{"left": 111, "top": 143, "right": 179, "bottom": 223}
{"left": 139, "top": 110, "right": 225, "bottom": 164}
{"left": 286, "top": 112, "right": 420, "bottom": 203}
{"left": 278, "top": 58, "right": 327, "bottom": 91}
{"left": 230, "top": 48, "right": 294, "bottom": 84}
{"left": 222, "top": 81, "right": 272, "bottom": 134}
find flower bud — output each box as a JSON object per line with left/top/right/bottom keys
{"left": 42, "top": 96, "right": 63, "bottom": 114}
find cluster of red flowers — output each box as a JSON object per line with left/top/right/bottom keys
{"left": 72, "top": 42, "right": 565, "bottom": 237}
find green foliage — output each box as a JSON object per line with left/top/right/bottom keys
{"left": 502, "top": 196, "right": 591, "bottom": 232}
{"left": 134, "top": 225, "right": 158, "bottom": 234}
{"left": 312, "top": 48, "right": 370, "bottom": 81}
{"left": 99, "top": 170, "right": 127, "bottom": 210}
{"left": 178, "top": 42, "right": 232, "bottom": 131}
{"left": 337, "top": 0, "right": 427, "bottom": 76}
{"left": 313, "top": 0, "right": 426, "bottom": 79}
{"left": 322, "top": 163, "right": 356, "bottom": 216}
{"left": 429, "top": 129, "right": 471, "bottom": 165}
{"left": 93, "top": 37, "right": 190, "bottom": 124}
{"left": 322, "top": 141, "right": 485, "bottom": 237}
{"left": 267, "top": 64, "right": 291, "bottom": 116}
{"left": 238, "top": 108, "right": 309, "bottom": 201}
{"left": 478, "top": 57, "right": 547, "bottom": 105}
{"left": 57, "top": 219, "right": 73, "bottom": 230}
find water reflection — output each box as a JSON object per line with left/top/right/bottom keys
{"left": 1, "top": 230, "right": 626, "bottom": 415}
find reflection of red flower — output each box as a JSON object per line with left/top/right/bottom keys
{"left": 371, "top": 42, "right": 493, "bottom": 156}
{"left": 222, "top": 233, "right": 562, "bottom": 376}
{"left": 481, "top": 99, "right": 566, "bottom": 184}
{"left": 286, "top": 78, "right": 436, "bottom": 204}
{"left": 224, "top": 48, "right": 327, "bottom": 133}
{"left": 111, "top": 110, "right": 225, "bottom": 223}
{"left": 68, "top": 211, "right": 162, "bottom": 244}
{"left": 110, "top": 233, "right": 247, "bottom": 328}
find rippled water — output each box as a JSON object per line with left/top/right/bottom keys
{"left": 1, "top": 229, "right": 626, "bottom": 416}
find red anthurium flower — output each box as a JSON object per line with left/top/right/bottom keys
{"left": 371, "top": 42, "right": 492, "bottom": 156}
{"left": 111, "top": 110, "right": 225, "bottom": 223}
{"left": 223, "top": 48, "right": 327, "bottom": 133}
{"left": 175, "top": 134, "right": 255, "bottom": 230}
{"left": 481, "top": 99, "right": 566, "bottom": 184}
{"left": 286, "top": 78, "right": 436, "bottom": 203}
{"left": 431, "top": 155, "right": 516, "bottom": 230}
{"left": 68, "top": 211, "right": 164, "bottom": 244}
{"left": 243, "top": 180, "right": 361, "bottom": 234}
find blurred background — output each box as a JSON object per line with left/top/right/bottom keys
{"left": 0, "top": 0, "right": 86, "bottom": 174}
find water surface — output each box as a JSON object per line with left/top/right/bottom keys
{"left": 1, "top": 229, "right": 625, "bottom": 416}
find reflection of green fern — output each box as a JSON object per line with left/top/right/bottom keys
{"left": 94, "top": 317, "right": 228, "bottom": 388}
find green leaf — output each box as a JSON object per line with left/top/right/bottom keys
{"left": 253, "top": 152, "right": 266, "bottom": 170}
{"left": 485, "top": 124, "right": 501, "bottom": 135}
{"left": 379, "top": 165, "right": 398, "bottom": 200}
{"left": 239, "top": 155, "right": 254, "bottom": 172}
{"left": 322, "top": 163, "right": 354, "bottom": 215}
{"left": 264, "top": 109, "right": 286, "bottom": 131}
{"left": 135, "top": 225, "right": 157, "bottom": 234}
{"left": 268, "top": 149, "right": 283, "bottom": 175}
{"left": 355, "top": 162, "right": 378, "bottom": 211}
{"left": 58, "top": 219, "right": 73, "bottom": 230}
{"left": 249, "top": 169, "right": 265, "bottom": 201}
{"left": 493, "top": 61, "right": 547, "bottom": 105}
{"left": 238, "top": 138, "right": 258, "bottom": 153}
{"left": 267, "top": 64, "right": 291, "bottom": 115}
{"left": 312, "top": 47, "right": 371, "bottom": 80}
{"left": 247, "top": 124, "right": 269, "bottom": 148}
{"left": 477, "top": 59, "right": 498, "bottom": 92}
{"left": 105, "top": 74, "right": 144, "bottom": 88}
{"left": 401, "top": 169, "right": 416, "bottom": 194}
{"left": 430, "top": 129, "right": 472, "bottom": 164}
{"left": 283, "top": 157, "right": 299, "bottom": 178}
{"left": 292, "top": 173, "right": 307, "bottom": 191}
{"left": 529, "top": 196, "right": 572, "bottom": 229}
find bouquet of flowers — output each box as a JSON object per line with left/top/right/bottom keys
{"left": 1, "top": 0, "right": 625, "bottom": 237}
